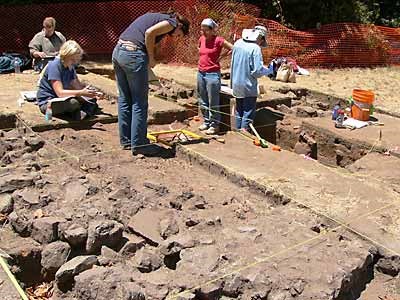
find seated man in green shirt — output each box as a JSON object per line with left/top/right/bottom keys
{"left": 29, "top": 17, "right": 66, "bottom": 72}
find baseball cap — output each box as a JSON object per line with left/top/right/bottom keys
{"left": 254, "top": 25, "right": 267, "bottom": 47}
{"left": 201, "top": 18, "right": 218, "bottom": 29}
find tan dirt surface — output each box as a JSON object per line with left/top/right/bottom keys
{"left": 153, "top": 64, "right": 400, "bottom": 115}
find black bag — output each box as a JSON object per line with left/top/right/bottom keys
{"left": 80, "top": 98, "right": 99, "bottom": 117}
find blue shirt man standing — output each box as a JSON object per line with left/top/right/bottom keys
{"left": 231, "top": 26, "right": 272, "bottom": 131}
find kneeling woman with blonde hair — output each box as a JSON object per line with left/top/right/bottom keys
{"left": 36, "top": 40, "right": 98, "bottom": 120}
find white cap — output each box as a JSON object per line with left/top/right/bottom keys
{"left": 201, "top": 18, "right": 218, "bottom": 29}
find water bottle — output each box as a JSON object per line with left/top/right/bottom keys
{"left": 45, "top": 104, "right": 52, "bottom": 123}
{"left": 335, "top": 109, "right": 345, "bottom": 128}
{"left": 332, "top": 104, "right": 340, "bottom": 120}
{"left": 14, "top": 58, "right": 21, "bottom": 74}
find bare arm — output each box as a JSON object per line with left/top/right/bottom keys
{"left": 51, "top": 80, "right": 97, "bottom": 98}
{"left": 145, "top": 21, "right": 175, "bottom": 68}
{"left": 223, "top": 40, "right": 233, "bottom": 51}
{"left": 218, "top": 40, "right": 234, "bottom": 62}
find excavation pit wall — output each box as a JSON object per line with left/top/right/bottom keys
{"left": 252, "top": 87, "right": 398, "bottom": 168}
{"left": 1, "top": 123, "right": 399, "bottom": 299}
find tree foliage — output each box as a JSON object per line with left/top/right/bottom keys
{"left": 245, "top": 0, "right": 400, "bottom": 29}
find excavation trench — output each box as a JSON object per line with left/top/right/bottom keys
{"left": 89, "top": 66, "right": 372, "bottom": 169}
{"left": 2, "top": 70, "right": 397, "bottom": 299}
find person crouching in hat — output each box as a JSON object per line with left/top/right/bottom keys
{"left": 197, "top": 18, "right": 233, "bottom": 135}
{"left": 230, "top": 25, "right": 272, "bottom": 131}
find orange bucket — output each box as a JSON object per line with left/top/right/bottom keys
{"left": 351, "top": 89, "right": 374, "bottom": 121}
{"left": 352, "top": 89, "right": 374, "bottom": 104}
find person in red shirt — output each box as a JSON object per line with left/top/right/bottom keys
{"left": 197, "top": 18, "right": 233, "bottom": 135}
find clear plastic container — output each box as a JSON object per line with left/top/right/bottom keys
{"left": 14, "top": 58, "right": 21, "bottom": 74}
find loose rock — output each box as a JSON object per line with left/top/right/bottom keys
{"left": 296, "top": 106, "right": 318, "bottom": 118}
{"left": 62, "top": 224, "right": 88, "bottom": 248}
{"left": 197, "top": 283, "right": 223, "bottom": 300}
{"left": 12, "top": 188, "right": 46, "bottom": 209}
{"left": 108, "top": 186, "right": 132, "bottom": 201}
{"left": 376, "top": 256, "right": 400, "bottom": 277}
{"left": 98, "top": 246, "right": 123, "bottom": 266}
{"left": 119, "top": 233, "right": 146, "bottom": 257}
{"left": 133, "top": 248, "right": 162, "bottom": 273}
{"left": 8, "top": 211, "right": 31, "bottom": 236}
{"left": 31, "top": 217, "right": 66, "bottom": 244}
{"left": 0, "top": 173, "right": 35, "bottom": 193}
{"left": 55, "top": 255, "right": 98, "bottom": 291}
{"left": 86, "top": 220, "right": 123, "bottom": 253}
{"left": 277, "top": 104, "right": 294, "bottom": 114}
{"left": 159, "top": 217, "right": 179, "bottom": 239}
{"left": 143, "top": 182, "right": 169, "bottom": 196}
{"left": 24, "top": 137, "right": 45, "bottom": 152}
{"left": 0, "top": 193, "right": 13, "bottom": 214}
{"left": 176, "top": 293, "right": 196, "bottom": 300}
{"left": 41, "top": 241, "right": 71, "bottom": 274}
{"left": 193, "top": 196, "right": 207, "bottom": 210}
{"left": 185, "top": 217, "right": 200, "bottom": 227}
{"left": 73, "top": 266, "right": 144, "bottom": 300}
{"left": 128, "top": 209, "right": 167, "bottom": 246}
{"left": 223, "top": 275, "right": 249, "bottom": 297}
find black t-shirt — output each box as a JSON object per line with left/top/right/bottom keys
{"left": 119, "top": 13, "right": 177, "bottom": 51}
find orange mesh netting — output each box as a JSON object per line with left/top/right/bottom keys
{"left": 1, "top": 1, "right": 399, "bottom": 67}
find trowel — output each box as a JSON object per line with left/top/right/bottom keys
{"left": 148, "top": 67, "right": 162, "bottom": 88}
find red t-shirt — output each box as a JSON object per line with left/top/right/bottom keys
{"left": 198, "top": 35, "right": 225, "bottom": 72}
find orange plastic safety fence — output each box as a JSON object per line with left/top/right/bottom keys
{"left": 1, "top": 1, "right": 399, "bottom": 67}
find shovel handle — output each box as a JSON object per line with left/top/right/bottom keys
{"left": 249, "top": 123, "right": 262, "bottom": 140}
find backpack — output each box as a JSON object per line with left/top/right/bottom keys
{"left": 0, "top": 53, "right": 31, "bottom": 74}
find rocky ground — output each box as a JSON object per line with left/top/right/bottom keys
{"left": 0, "top": 64, "right": 399, "bottom": 300}
{"left": 0, "top": 121, "right": 399, "bottom": 300}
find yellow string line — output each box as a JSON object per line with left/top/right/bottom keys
{"left": 16, "top": 114, "right": 80, "bottom": 162}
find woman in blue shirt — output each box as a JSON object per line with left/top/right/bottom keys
{"left": 37, "top": 40, "right": 98, "bottom": 119}
{"left": 113, "top": 11, "right": 190, "bottom": 157}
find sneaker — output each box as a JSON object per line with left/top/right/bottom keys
{"left": 132, "top": 144, "right": 163, "bottom": 157}
{"left": 121, "top": 144, "right": 131, "bottom": 150}
{"left": 205, "top": 126, "right": 219, "bottom": 135}
{"left": 198, "top": 124, "right": 209, "bottom": 131}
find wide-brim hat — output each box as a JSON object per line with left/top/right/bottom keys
{"left": 242, "top": 27, "right": 267, "bottom": 47}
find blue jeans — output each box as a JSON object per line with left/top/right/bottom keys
{"left": 197, "top": 71, "right": 221, "bottom": 128}
{"left": 235, "top": 97, "right": 257, "bottom": 130}
{"left": 112, "top": 44, "right": 149, "bottom": 148}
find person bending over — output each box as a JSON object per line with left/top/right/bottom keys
{"left": 112, "top": 11, "right": 190, "bottom": 156}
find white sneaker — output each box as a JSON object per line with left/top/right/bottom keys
{"left": 198, "top": 124, "right": 209, "bottom": 131}
{"left": 205, "top": 127, "right": 219, "bottom": 135}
